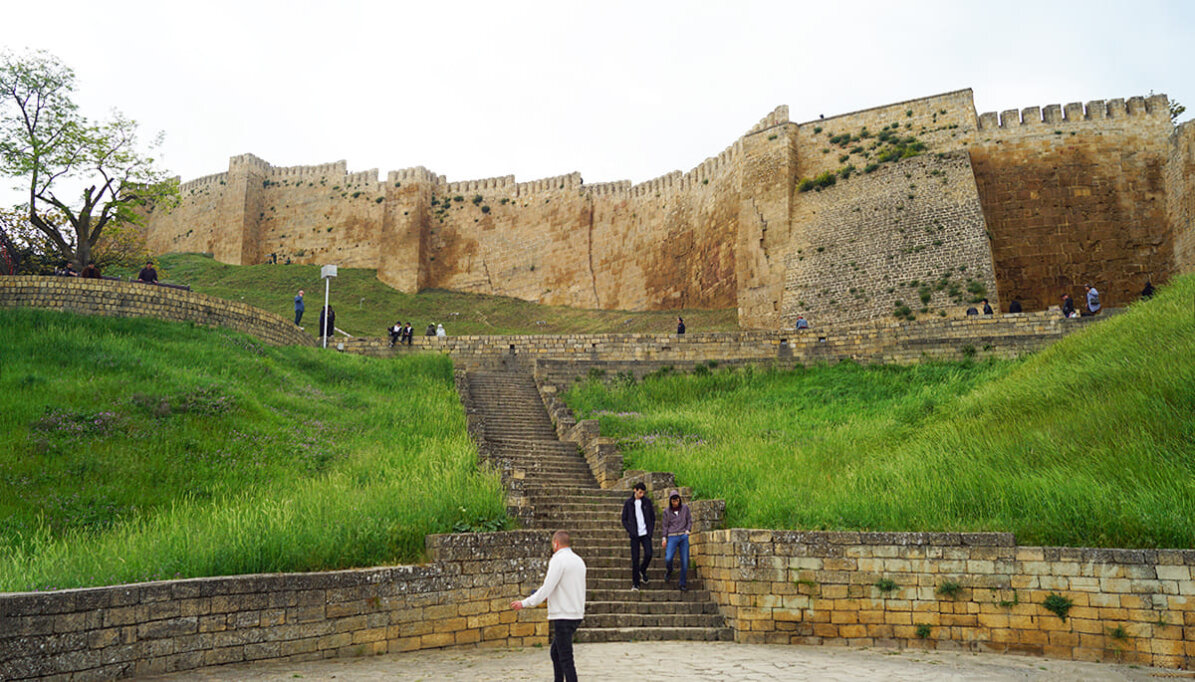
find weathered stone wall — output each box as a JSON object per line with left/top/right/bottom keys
{"left": 1168, "top": 121, "right": 1195, "bottom": 274}
{"left": 0, "top": 532, "right": 551, "bottom": 681}
{"left": 783, "top": 152, "right": 996, "bottom": 327}
{"left": 339, "top": 311, "right": 1104, "bottom": 374}
{"left": 0, "top": 276, "right": 313, "bottom": 347}
{"left": 146, "top": 90, "right": 1189, "bottom": 329}
{"left": 968, "top": 96, "right": 1175, "bottom": 311}
{"left": 691, "top": 529, "right": 1195, "bottom": 669}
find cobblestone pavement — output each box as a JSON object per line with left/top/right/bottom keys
{"left": 144, "top": 641, "right": 1174, "bottom": 681}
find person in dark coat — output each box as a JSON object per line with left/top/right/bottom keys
{"left": 981, "top": 298, "right": 993, "bottom": 315}
{"left": 425, "top": 323, "right": 436, "bottom": 336}
{"left": 1061, "top": 294, "right": 1075, "bottom": 318}
{"left": 676, "top": 317, "right": 685, "bottom": 335}
{"left": 137, "top": 261, "right": 158, "bottom": 284}
{"left": 319, "top": 306, "right": 336, "bottom": 340}
{"left": 1008, "top": 299, "right": 1022, "bottom": 313}
{"left": 389, "top": 321, "right": 403, "bottom": 347}
{"left": 402, "top": 322, "right": 414, "bottom": 345}
{"left": 1141, "top": 281, "right": 1154, "bottom": 299}
{"left": 80, "top": 263, "right": 101, "bottom": 279}
{"left": 621, "top": 482, "right": 655, "bottom": 591}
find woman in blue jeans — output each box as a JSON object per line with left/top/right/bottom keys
{"left": 660, "top": 492, "right": 692, "bottom": 591}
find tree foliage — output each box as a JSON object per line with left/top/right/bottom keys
{"left": 0, "top": 50, "right": 177, "bottom": 268}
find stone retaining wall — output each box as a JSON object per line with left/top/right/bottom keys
{"left": 343, "top": 310, "right": 1103, "bottom": 376}
{"left": 0, "top": 532, "right": 551, "bottom": 681}
{"left": 0, "top": 276, "right": 313, "bottom": 347}
{"left": 691, "top": 529, "right": 1195, "bottom": 669}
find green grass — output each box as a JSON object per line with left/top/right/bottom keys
{"left": 0, "top": 308, "right": 506, "bottom": 592}
{"left": 564, "top": 275, "right": 1195, "bottom": 548}
{"left": 113, "top": 253, "right": 737, "bottom": 338}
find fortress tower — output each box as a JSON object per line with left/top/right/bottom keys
{"left": 147, "top": 89, "right": 1195, "bottom": 329}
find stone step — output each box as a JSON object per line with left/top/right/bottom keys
{"left": 579, "top": 613, "right": 723, "bottom": 629}
{"left": 574, "top": 627, "right": 733, "bottom": 643}
{"left": 586, "top": 577, "right": 707, "bottom": 591}
{"left": 586, "top": 588, "right": 714, "bottom": 603}
{"left": 585, "top": 601, "right": 720, "bottom": 616}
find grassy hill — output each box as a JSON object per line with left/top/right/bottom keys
{"left": 0, "top": 308, "right": 506, "bottom": 592}
{"left": 565, "top": 274, "right": 1195, "bottom": 548}
{"left": 114, "top": 253, "right": 738, "bottom": 337}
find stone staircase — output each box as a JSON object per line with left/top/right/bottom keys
{"left": 466, "top": 371, "right": 731, "bottom": 643}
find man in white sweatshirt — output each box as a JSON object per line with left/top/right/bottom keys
{"left": 511, "top": 530, "right": 587, "bottom": 682}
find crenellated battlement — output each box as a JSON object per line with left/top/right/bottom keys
{"left": 630, "top": 170, "right": 683, "bottom": 198}
{"left": 746, "top": 105, "right": 790, "bottom": 135}
{"left": 179, "top": 172, "right": 228, "bottom": 192}
{"left": 344, "top": 169, "right": 379, "bottom": 185}
{"left": 228, "top": 153, "right": 271, "bottom": 173}
{"left": 388, "top": 166, "right": 445, "bottom": 185}
{"left": 266, "top": 161, "right": 349, "bottom": 178}
{"left": 977, "top": 94, "right": 1170, "bottom": 130}
{"left": 445, "top": 175, "right": 516, "bottom": 194}
{"left": 514, "top": 172, "right": 582, "bottom": 196}
{"left": 582, "top": 180, "right": 632, "bottom": 196}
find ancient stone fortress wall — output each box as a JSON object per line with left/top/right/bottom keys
{"left": 338, "top": 310, "right": 1102, "bottom": 373}
{"left": 782, "top": 152, "right": 996, "bottom": 327}
{"left": 146, "top": 89, "right": 1191, "bottom": 329}
{"left": 1168, "top": 121, "right": 1195, "bottom": 275}
{"left": 691, "top": 529, "right": 1195, "bottom": 669}
{"left": 0, "top": 277, "right": 313, "bottom": 347}
{"left": 967, "top": 95, "right": 1176, "bottom": 312}
{"left": 0, "top": 532, "right": 551, "bottom": 681}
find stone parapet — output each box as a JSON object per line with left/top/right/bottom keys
{"left": 340, "top": 310, "right": 1101, "bottom": 376}
{"left": 691, "top": 529, "right": 1195, "bottom": 669}
{"left": 0, "top": 531, "right": 551, "bottom": 681}
{"left": 0, "top": 276, "right": 313, "bottom": 347}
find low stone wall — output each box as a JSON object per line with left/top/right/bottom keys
{"left": 0, "top": 532, "right": 551, "bottom": 681}
{"left": 0, "top": 276, "right": 313, "bottom": 347}
{"left": 691, "top": 529, "right": 1195, "bottom": 669}
{"left": 343, "top": 311, "right": 1102, "bottom": 377}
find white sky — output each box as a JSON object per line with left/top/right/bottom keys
{"left": 3, "top": 0, "right": 1193, "bottom": 197}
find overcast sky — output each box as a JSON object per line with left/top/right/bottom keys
{"left": 4, "top": 0, "right": 1193, "bottom": 196}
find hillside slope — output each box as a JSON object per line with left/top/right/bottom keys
{"left": 117, "top": 253, "right": 738, "bottom": 337}
{"left": 566, "top": 274, "right": 1195, "bottom": 548}
{"left": 0, "top": 309, "right": 506, "bottom": 592}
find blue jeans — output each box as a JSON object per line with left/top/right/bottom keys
{"left": 665, "top": 534, "right": 689, "bottom": 587}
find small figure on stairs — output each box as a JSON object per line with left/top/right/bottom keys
{"left": 661, "top": 491, "right": 692, "bottom": 592}
{"left": 621, "top": 482, "right": 655, "bottom": 591}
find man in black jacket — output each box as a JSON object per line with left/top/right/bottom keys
{"left": 621, "top": 482, "right": 655, "bottom": 591}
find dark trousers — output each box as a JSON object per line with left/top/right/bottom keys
{"left": 629, "top": 534, "right": 652, "bottom": 586}
{"left": 550, "top": 618, "right": 581, "bottom": 682}
{"left": 294, "top": 310, "right": 303, "bottom": 325}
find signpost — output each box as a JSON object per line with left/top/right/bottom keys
{"left": 320, "top": 264, "right": 337, "bottom": 348}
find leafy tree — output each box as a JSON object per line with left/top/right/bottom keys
{"left": 0, "top": 50, "right": 177, "bottom": 268}
{"left": 0, "top": 206, "right": 66, "bottom": 274}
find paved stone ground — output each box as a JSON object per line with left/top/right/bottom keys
{"left": 143, "top": 642, "right": 1177, "bottom": 681}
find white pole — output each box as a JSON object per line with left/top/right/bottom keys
{"left": 322, "top": 275, "right": 330, "bottom": 349}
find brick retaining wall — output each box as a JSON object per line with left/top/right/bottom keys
{"left": 0, "top": 532, "right": 551, "bottom": 680}
{"left": 0, "top": 276, "right": 313, "bottom": 347}
{"left": 691, "top": 529, "right": 1195, "bottom": 668}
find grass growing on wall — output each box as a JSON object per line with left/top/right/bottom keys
{"left": 0, "top": 309, "right": 506, "bottom": 592}
{"left": 564, "top": 275, "right": 1195, "bottom": 548}
{"left": 112, "top": 253, "right": 738, "bottom": 337}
